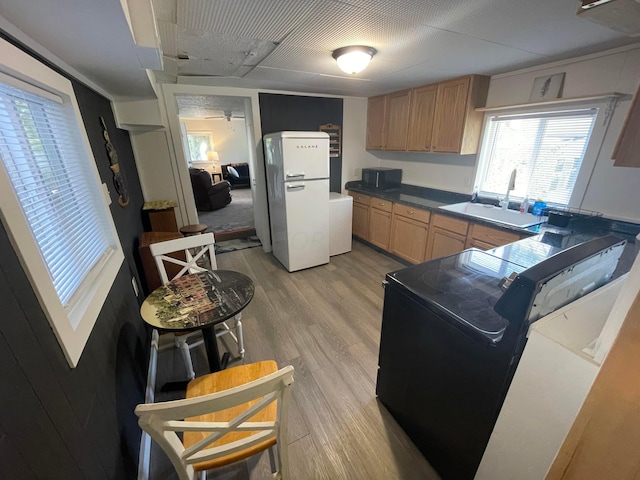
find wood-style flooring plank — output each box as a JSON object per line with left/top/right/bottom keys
{"left": 149, "top": 243, "right": 439, "bottom": 479}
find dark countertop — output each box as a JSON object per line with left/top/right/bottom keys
{"left": 345, "top": 181, "right": 640, "bottom": 241}
{"left": 345, "top": 180, "right": 639, "bottom": 278}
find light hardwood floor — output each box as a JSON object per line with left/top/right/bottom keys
{"left": 150, "top": 241, "right": 440, "bottom": 480}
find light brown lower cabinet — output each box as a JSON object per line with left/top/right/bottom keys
{"left": 348, "top": 191, "right": 524, "bottom": 261}
{"left": 390, "top": 204, "right": 430, "bottom": 263}
{"left": 368, "top": 199, "right": 393, "bottom": 250}
{"left": 425, "top": 214, "right": 469, "bottom": 260}
{"left": 466, "top": 224, "right": 521, "bottom": 250}
{"left": 349, "top": 191, "right": 371, "bottom": 240}
{"left": 466, "top": 238, "right": 496, "bottom": 251}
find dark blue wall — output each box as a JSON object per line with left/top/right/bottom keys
{"left": 259, "top": 93, "right": 344, "bottom": 193}
{"left": 0, "top": 36, "right": 148, "bottom": 479}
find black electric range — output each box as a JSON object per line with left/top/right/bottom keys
{"left": 376, "top": 236, "right": 626, "bottom": 480}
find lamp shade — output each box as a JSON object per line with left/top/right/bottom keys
{"left": 332, "top": 46, "right": 377, "bottom": 74}
{"left": 206, "top": 150, "right": 219, "bottom": 162}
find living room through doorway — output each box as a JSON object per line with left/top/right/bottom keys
{"left": 176, "top": 94, "right": 257, "bottom": 245}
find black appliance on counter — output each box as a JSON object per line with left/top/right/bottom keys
{"left": 361, "top": 167, "right": 402, "bottom": 190}
{"left": 376, "top": 235, "right": 626, "bottom": 480}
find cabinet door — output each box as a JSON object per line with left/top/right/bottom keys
{"left": 366, "top": 95, "right": 387, "bottom": 150}
{"left": 426, "top": 227, "right": 467, "bottom": 260}
{"left": 613, "top": 80, "right": 640, "bottom": 167}
{"left": 431, "top": 77, "right": 470, "bottom": 153}
{"left": 384, "top": 90, "right": 411, "bottom": 151}
{"left": 390, "top": 215, "right": 429, "bottom": 264}
{"left": 369, "top": 208, "right": 392, "bottom": 250}
{"left": 468, "top": 224, "right": 520, "bottom": 248}
{"left": 352, "top": 203, "right": 370, "bottom": 239}
{"left": 466, "top": 238, "right": 496, "bottom": 251}
{"left": 407, "top": 84, "right": 437, "bottom": 151}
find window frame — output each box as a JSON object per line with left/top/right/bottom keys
{"left": 0, "top": 38, "right": 124, "bottom": 368}
{"left": 474, "top": 99, "right": 613, "bottom": 208}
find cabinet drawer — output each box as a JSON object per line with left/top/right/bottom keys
{"left": 348, "top": 191, "right": 371, "bottom": 206}
{"left": 393, "top": 203, "right": 430, "bottom": 223}
{"left": 370, "top": 198, "right": 393, "bottom": 213}
{"left": 431, "top": 213, "right": 468, "bottom": 236}
{"left": 469, "top": 224, "right": 520, "bottom": 247}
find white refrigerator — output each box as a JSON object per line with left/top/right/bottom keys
{"left": 264, "top": 131, "right": 330, "bottom": 272}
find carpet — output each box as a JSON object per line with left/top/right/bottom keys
{"left": 198, "top": 187, "right": 254, "bottom": 234}
{"left": 215, "top": 235, "right": 262, "bottom": 254}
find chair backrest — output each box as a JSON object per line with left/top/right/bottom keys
{"left": 135, "top": 365, "right": 294, "bottom": 480}
{"left": 149, "top": 232, "right": 217, "bottom": 285}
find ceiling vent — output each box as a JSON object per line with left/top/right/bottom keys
{"left": 577, "top": 0, "right": 640, "bottom": 36}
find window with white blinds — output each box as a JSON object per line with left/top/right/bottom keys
{"left": 0, "top": 80, "right": 114, "bottom": 307}
{"left": 478, "top": 109, "right": 598, "bottom": 206}
{"left": 0, "top": 36, "right": 125, "bottom": 367}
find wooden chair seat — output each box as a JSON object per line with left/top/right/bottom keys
{"left": 184, "top": 361, "right": 278, "bottom": 471}
{"left": 135, "top": 360, "right": 294, "bottom": 480}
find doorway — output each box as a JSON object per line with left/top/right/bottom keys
{"left": 176, "top": 94, "right": 258, "bottom": 244}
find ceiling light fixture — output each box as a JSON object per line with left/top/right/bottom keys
{"left": 332, "top": 46, "right": 377, "bottom": 74}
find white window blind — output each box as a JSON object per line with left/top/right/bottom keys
{"left": 0, "top": 80, "right": 112, "bottom": 307}
{"left": 479, "top": 109, "right": 597, "bottom": 206}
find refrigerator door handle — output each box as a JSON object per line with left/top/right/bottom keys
{"left": 286, "top": 173, "right": 305, "bottom": 178}
{"left": 287, "top": 184, "right": 305, "bottom": 190}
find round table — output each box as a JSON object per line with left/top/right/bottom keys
{"left": 140, "top": 270, "right": 254, "bottom": 373}
{"left": 180, "top": 224, "right": 208, "bottom": 236}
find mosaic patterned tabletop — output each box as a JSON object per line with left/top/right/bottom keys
{"left": 140, "top": 270, "right": 254, "bottom": 331}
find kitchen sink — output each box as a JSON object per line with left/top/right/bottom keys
{"left": 439, "top": 202, "right": 548, "bottom": 228}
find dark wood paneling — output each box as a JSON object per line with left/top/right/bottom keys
{"left": 259, "top": 93, "right": 343, "bottom": 193}
{"left": 0, "top": 35, "right": 148, "bottom": 480}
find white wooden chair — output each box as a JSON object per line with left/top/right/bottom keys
{"left": 135, "top": 361, "right": 294, "bottom": 480}
{"left": 149, "top": 233, "right": 245, "bottom": 379}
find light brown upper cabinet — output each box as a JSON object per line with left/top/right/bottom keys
{"left": 431, "top": 75, "right": 490, "bottom": 154}
{"left": 384, "top": 90, "right": 412, "bottom": 150}
{"left": 407, "top": 84, "right": 437, "bottom": 151}
{"left": 366, "top": 95, "right": 387, "bottom": 150}
{"left": 367, "top": 74, "right": 489, "bottom": 154}
{"left": 612, "top": 80, "right": 640, "bottom": 168}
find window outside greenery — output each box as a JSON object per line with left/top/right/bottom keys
{"left": 186, "top": 133, "right": 213, "bottom": 162}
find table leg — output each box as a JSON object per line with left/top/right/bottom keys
{"left": 202, "top": 325, "right": 230, "bottom": 372}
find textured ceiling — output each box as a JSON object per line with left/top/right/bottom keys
{"left": 0, "top": 0, "right": 639, "bottom": 99}
{"left": 176, "top": 94, "right": 246, "bottom": 118}
{"left": 153, "top": 0, "right": 640, "bottom": 97}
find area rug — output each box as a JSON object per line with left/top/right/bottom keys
{"left": 198, "top": 188, "right": 254, "bottom": 234}
{"left": 215, "top": 235, "right": 262, "bottom": 254}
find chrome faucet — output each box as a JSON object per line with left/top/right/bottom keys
{"left": 502, "top": 169, "right": 517, "bottom": 211}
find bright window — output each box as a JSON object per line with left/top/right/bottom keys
{"left": 0, "top": 38, "right": 124, "bottom": 367}
{"left": 186, "top": 132, "right": 213, "bottom": 162}
{"left": 477, "top": 108, "right": 598, "bottom": 206}
{"left": 0, "top": 79, "right": 113, "bottom": 306}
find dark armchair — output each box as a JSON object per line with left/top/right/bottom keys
{"left": 221, "top": 163, "right": 250, "bottom": 188}
{"left": 189, "top": 168, "right": 231, "bottom": 211}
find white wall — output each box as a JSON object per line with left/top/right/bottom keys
{"left": 129, "top": 130, "right": 187, "bottom": 226}
{"left": 341, "top": 97, "right": 378, "bottom": 190}
{"left": 182, "top": 118, "right": 249, "bottom": 167}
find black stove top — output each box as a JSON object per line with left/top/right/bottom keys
{"left": 388, "top": 249, "right": 527, "bottom": 343}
